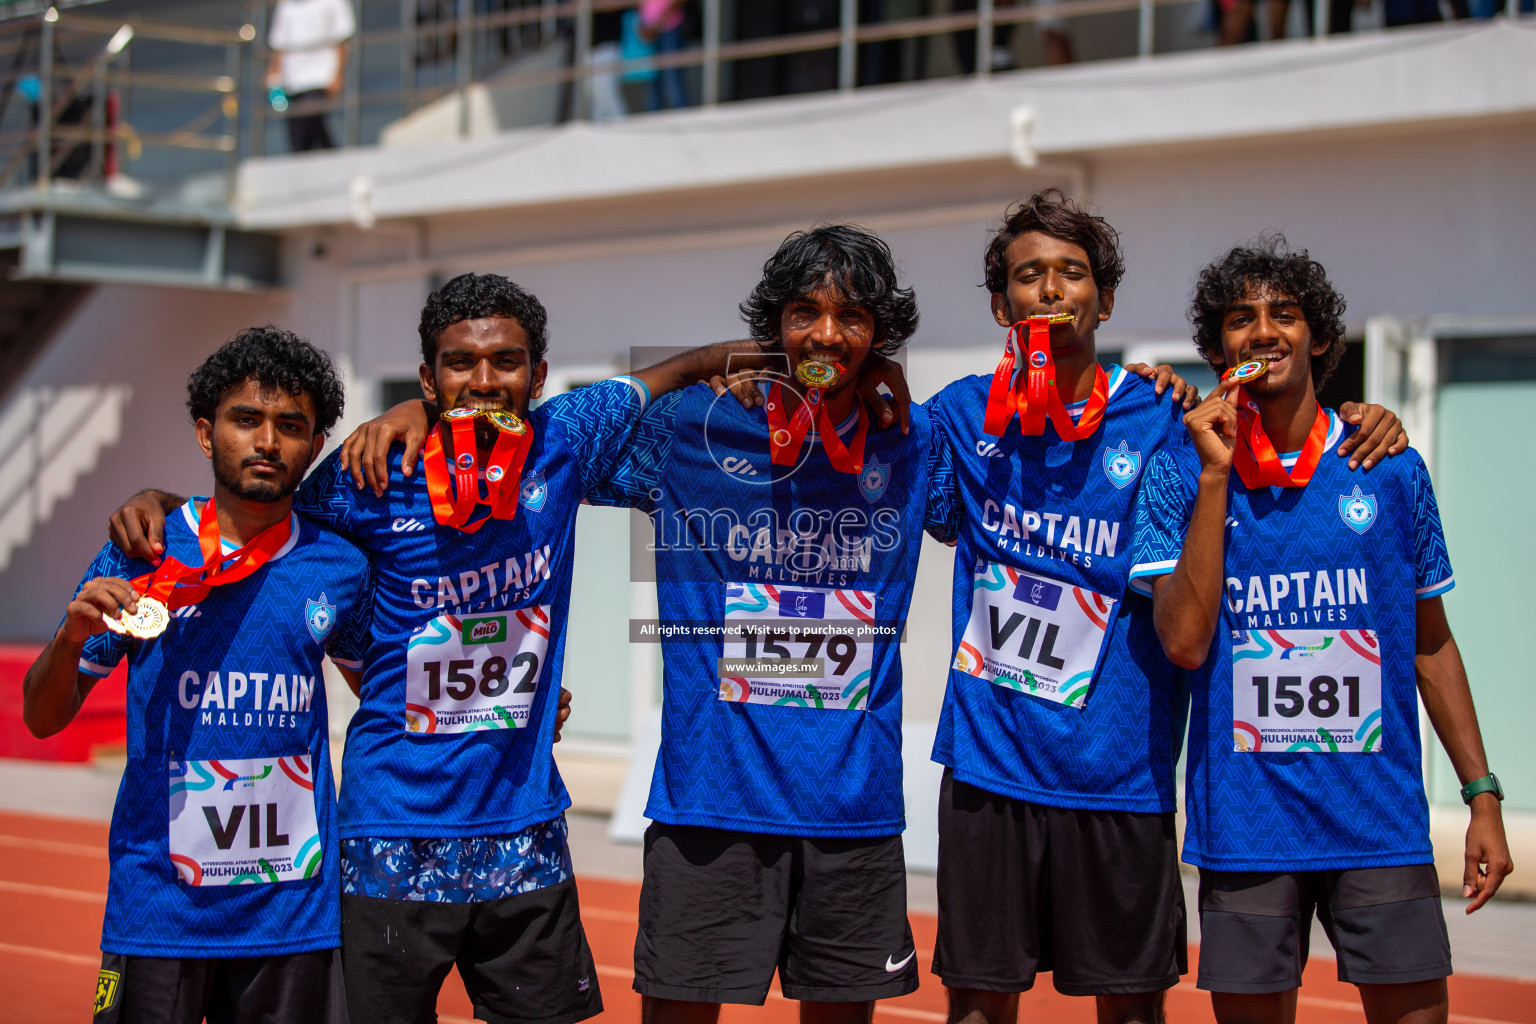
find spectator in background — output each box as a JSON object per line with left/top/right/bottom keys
{"left": 267, "top": 0, "right": 357, "bottom": 152}
{"left": 638, "top": 0, "right": 691, "bottom": 111}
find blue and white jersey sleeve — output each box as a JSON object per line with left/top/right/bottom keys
{"left": 540, "top": 375, "right": 651, "bottom": 495}
{"left": 296, "top": 448, "right": 364, "bottom": 538}
{"left": 76, "top": 543, "right": 136, "bottom": 678}
{"left": 921, "top": 394, "right": 961, "bottom": 546}
{"left": 325, "top": 561, "right": 374, "bottom": 670}
{"left": 583, "top": 387, "right": 684, "bottom": 512}
{"left": 1411, "top": 456, "right": 1454, "bottom": 599}
{"left": 1127, "top": 446, "right": 1196, "bottom": 596}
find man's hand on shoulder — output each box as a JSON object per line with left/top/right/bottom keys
{"left": 1125, "top": 362, "right": 1200, "bottom": 410}
{"left": 1336, "top": 402, "right": 1408, "bottom": 471}
{"left": 338, "top": 399, "right": 436, "bottom": 496}
{"left": 108, "top": 489, "right": 183, "bottom": 564}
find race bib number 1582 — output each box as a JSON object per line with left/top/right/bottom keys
{"left": 405, "top": 607, "right": 550, "bottom": 734}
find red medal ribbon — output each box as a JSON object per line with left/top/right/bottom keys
{"left": 126, "top": 497, "right": 293, "bottom": 610}
{"left": 1230, "top": 390, "right": 1330, "bottom": 488}
{"left": 423, "top": 412, "right": 535, "bottom": 533}
{"left": 765, "top": 382, "right": 868, "bottom": 474}
{"left": 984, "top": 319, "right": 1109, "bottom": 441}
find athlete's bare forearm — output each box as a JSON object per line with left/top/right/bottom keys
{"left": 1152, "top": 470, "right": 1230, "bottom": 670}
{"left": 22, "top": 635, "right": 93, "bottom": 738}
{"left": 1415, "top": 599, "right": 1491, "bottom": 786}
{"left": 630, "top": 340, "right": 770, "bottom": 400}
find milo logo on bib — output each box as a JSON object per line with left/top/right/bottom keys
{"left": 463, "top": 616, "right": 506, "bottom": 645}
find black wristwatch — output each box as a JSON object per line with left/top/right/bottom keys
{"left": 1460, "top": 773, "right": 1503, "bottom": 805}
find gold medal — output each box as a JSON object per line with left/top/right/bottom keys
{"left": 441, "top": 407, "right": 480, "bottom": 421}
{"left": 1225, "top": 359, "right": 1269, "bottom": 384}
{"left": 795, "top": 360, "right": 841, "bottom": 389}
{"left": 104, "top": 596, "right": 170, "bottom": 639}
{"left": 1027, "top": 312, "right": 1076, "bottom": 325}
{"left": 484, "top": 410, "right": 527, "bottom": 435}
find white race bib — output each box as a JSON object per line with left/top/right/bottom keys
{"left": 1231, "top": 628, "right": 1383, "bottom": 753}
{"left": 404, "top": 607, "right": 550, "bottom": 733}
{"left": 718, "top": 582, "right": 877, "bottom": 711}
{"left": 168, "top": 756, "right": 321, "bottom": 887}
{"left": 953, "top": 560, "right": 1115, "bottom": 710}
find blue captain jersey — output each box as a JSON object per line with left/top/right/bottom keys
{"left": 588, "top": 382, "right": 954, "bottom": 837}
{"left": 1128, "top": 412, "right": 1453, "bottom": 871}
{"left": 295, "top": 376, "right": 648, "bottom": 840}
{"left": 925, "top": 367, "right": 1188, "bottom": 813}
{"left": 77, "top": 500, "right": 370, "bottom": 958}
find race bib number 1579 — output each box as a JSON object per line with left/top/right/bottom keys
{"left": 405, "top": 607, "right": 550, "bottom": 734}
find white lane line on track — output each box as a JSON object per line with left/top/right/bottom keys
{"left": 0, "top": 940, "right": 98, "bottom": 967}
{"left": 0, "top": 878, "right": 105, "bottom": 903}
{"left": 0, "top": 833, "right": 106, "bottom": 858}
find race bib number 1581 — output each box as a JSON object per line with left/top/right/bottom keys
{"left": 405, "top": 607, "right": 550, "bottom": 734}
{"left": 1231, "top": 629, "right": 1383, "bottom": 753}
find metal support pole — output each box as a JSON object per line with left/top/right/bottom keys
{"left": 702, "top": 0, "right": 720, "bottom": 106}
{"left": 573, "top": 0, "right": 591, "bottom": 121}
{"left": 224, "top": 39, "right": 240, "bottom": 199}
{"left": 91, "top": 59, "right": 107, "bottom": 184}
{"left": 1507, "top": 0, "right": 1517, "bottom": 17}
{"left": 37, "top": 9, "right": 53, "bottom": 190}
{"left": 838, "top": 0, "right": 856, "bottom": 91}
{"left": 400, "top": 0, "right": 415, "bottom": 115}
{"left": 1313, "top": 0, "right": 1329, "bottom": 37}
{"left": 344, "top": 0, "right": 361, "bottom": 146}
{"left": 977, "top": 0, "right": 994, "bottom": 76}
{"left": 251, "top": 0, "right": 268, "bottom": 158}
{"left": 455, "top": 0, "right": 473, "bottom": 137}
{"left": 1139, "top": 0, "right": 1154, "bottom": 56}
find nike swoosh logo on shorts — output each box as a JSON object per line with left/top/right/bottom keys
{"left": 885, "top": 951, "right": 916, "bottom": 972}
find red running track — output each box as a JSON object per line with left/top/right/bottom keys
{"left": 2, "top": 810, "right": 1532, "bottom": 1024}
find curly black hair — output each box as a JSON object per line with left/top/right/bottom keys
{"left": 1189, "top": 235, "right": 1348, "bottom": 388}
{"left": 419, "top": 272, "right": 550, "bottom": 367}
{"left": 983, "top": 188, "right": 1125, "bottom": 297}
{"left": 739, "top": 225, "right": 919, "bottom": 355}
{"left": 186, "top": 326, "right": 345, "bottom": 435}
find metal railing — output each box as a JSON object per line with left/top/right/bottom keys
{"left": 0, "top": 6, "right": 249, "bottom": 197}
{"left": 0, "top": 0, "right": 1528, "bottom": 201}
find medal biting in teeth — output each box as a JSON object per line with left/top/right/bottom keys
{"left": 795, "top": 360, "right": 842, "bottom": 389}
{"left": 1028, "top": 312, "right": 1076, "bottom": 325}
{"left": 1224, "top": 359, "right": 1269, "bottom": 384}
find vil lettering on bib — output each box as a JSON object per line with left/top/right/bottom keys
{"left": 718, "top": 582, "right": 876, "bottom": 710}
{"left": 1230, "top": 629, "right": 1383, "bottom": 753}
{"left": 404, "top": 607, "right": 550, "bottom": 733}
{"left": 952, "top": 559, "right": 1115, "bottom": 709}
{"left": 167, "top": 756, "right": 321, "bottom": 886}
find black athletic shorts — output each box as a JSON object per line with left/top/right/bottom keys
{"left": 633, "top": 821, "right": 920, "bottom": 1004}
{"left": 933, "top": 770, "right": 1188, "bottom": 996}
{"left": 1196, "top": 863, "right": 1452, "bottom": 993}
{"left": 341, "top": 879, "right": 602, "bottom": 1024}
{"left": 91, "top": 948, "right": 345, "bottom": 1024}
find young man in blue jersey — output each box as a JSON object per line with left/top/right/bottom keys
{"left": 1130, "top": 239, "right": 1511, "bottom": 1024}
{"left": 26, "top": 328, "right": 372, "bottom": 1024}
{"left": 921, "top": 192, "right": 1407, "bottom": 1024}
{"left": 586, "top": 224, "right": 954, "bottom": 1024}
{"left": 107, "top": 273, "right": 875, "bottom": 1024}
